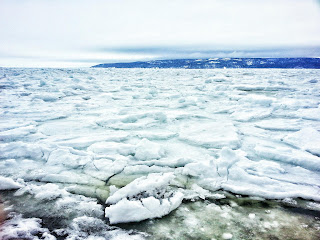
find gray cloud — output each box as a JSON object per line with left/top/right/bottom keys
{"left": 0, "top": 0, "right": 320, "bottom": 67}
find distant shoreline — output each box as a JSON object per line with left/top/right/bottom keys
{"left": 92, "top": 58, "right": 320, "bottom": 69}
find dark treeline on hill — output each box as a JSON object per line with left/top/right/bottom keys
{"left": 92, "top": 58, "right": 320, "bottom": 69}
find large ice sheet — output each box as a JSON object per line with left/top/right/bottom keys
{"left": 182, "top": 147, "right": 320, "bottom": 201}
{"left": 1, "top": 68, "right": 320, "bottom": 238}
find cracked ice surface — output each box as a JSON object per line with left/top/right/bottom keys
{"left": 0, "top": 68, "right": 320, "bottom": 239}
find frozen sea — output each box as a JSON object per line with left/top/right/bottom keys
{"left": 0, "top": 68, "right": 319, "bottom": 239}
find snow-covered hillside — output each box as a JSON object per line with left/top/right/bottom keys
{"left": 92, "top": 58, "right": 320, "bottom": 69}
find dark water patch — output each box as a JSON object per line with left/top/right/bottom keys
{"left": 117, "top": 192, "right": 320, "bottom": 240}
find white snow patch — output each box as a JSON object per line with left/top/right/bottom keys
{"left": 222, "top": 232, "right": 233, "bottom": 239}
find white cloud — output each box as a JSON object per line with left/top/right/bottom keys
{"left": 0, "top": 0, "right": 319, "bottom": 67}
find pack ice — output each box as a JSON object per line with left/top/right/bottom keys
{"left": 0, "top": 68, "right": 320, "bottom": 239}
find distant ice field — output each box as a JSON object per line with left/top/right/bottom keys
{"left": 0, "top": 68, "right": 319, "bottom": 239}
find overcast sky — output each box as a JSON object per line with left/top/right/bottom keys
{"left": 0, "top": 0, "right": 320, "bottom": 67}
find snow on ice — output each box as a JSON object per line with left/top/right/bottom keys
{"left": 0, "top": 68, "right": 320, "bottom": 239}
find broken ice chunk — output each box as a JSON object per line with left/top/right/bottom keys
{"left": 254, "top": 144, "right": 320, "bottom": 171}
{"left": 0, "top": 176, "right": 23, "bottom": 190}
{"left": 179, "top": 122, "right": 240, "bottom": 149}
{"left": 0, "top": 214, "right": 55, "bottom": 240}
{"left": 46, "top": 148, "right": 91, "bottom": 168}
{"left": 0, "top": 142, "right": 44, "bottom": 160}
{"left": 283, "top": 127, "right": 320, "bottom": 156}
{"left": 239, "top": 94, "right": 274, "bottom": 107}
{"left": 106, "top": 172, "right": 175, "bottom": 205}
{"left": 105, "top": 173, "right": 183, "bottom": 224}
{"left": 105, "top": 193, "right": 183, "bottom": 224}
{"left": 215, "top": 147, "right": 240, "bottom": 178}
{"left": 134, "top": 138, "right": 165, "bottom": 161}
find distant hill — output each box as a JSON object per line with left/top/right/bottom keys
{"left": 92, "top": 58, "right": 320, "bottom": 69}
